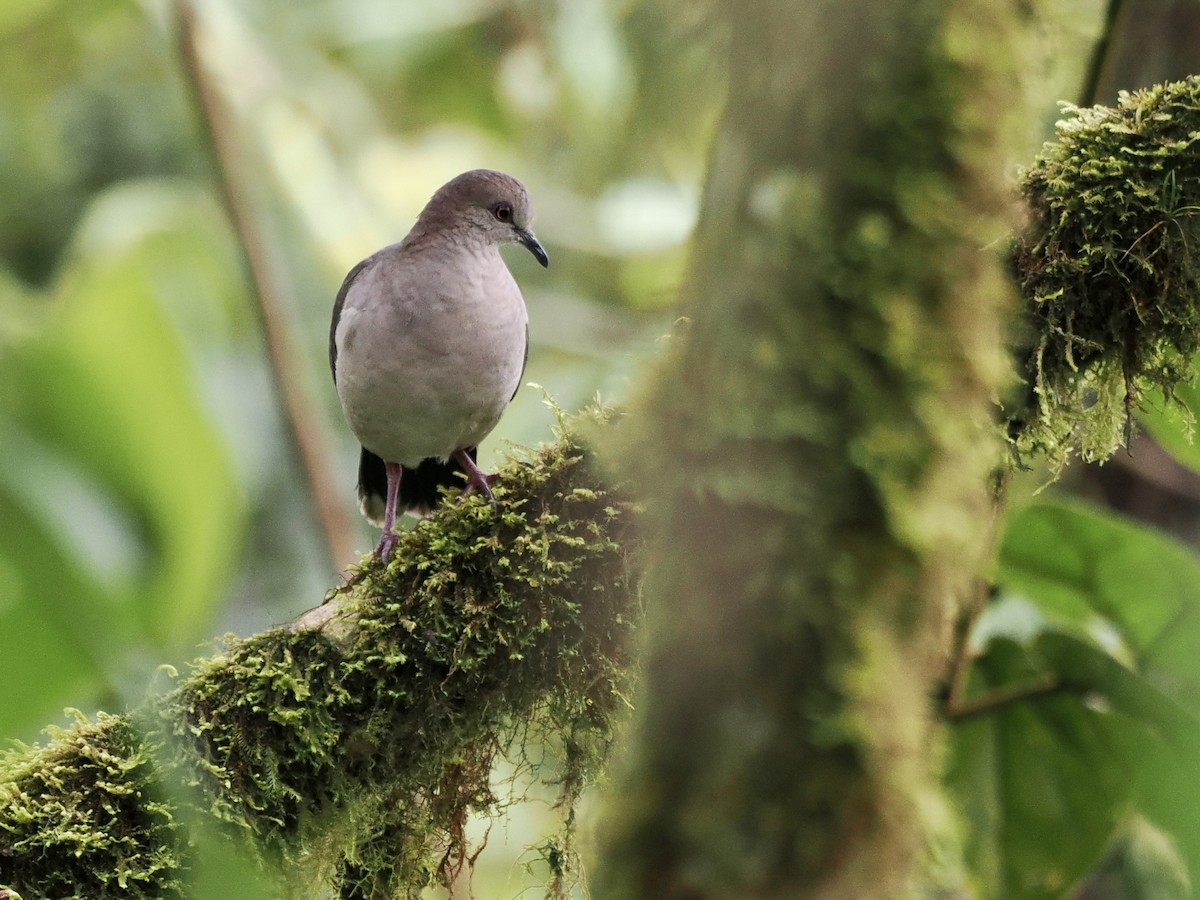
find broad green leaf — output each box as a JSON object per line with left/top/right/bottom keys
{"left": 45, "top": 193, "right": 241, "bottom": 648}
{"left": 949, "top": 640, "right": 1134, "bottom": 899}
{"left": 1130, "top": 727, "right": 1200, "bottom": 888}
{"left": 999, "top": 500, "right": 1200, "bottom": 707}
{"left": 0, "top": 491, "right": 112, "bottom": 741}
{"left": 1035, "top": 631, "right": 1200, "bottom": 747}
{"left": 948, "top": 634, "right": 1186, "bottom": 900}
{"left": 0, "top": 182, "right": 244, "bottom": 742}
{"left": 949, "top": 500, "right": 1200, "bottom": 897}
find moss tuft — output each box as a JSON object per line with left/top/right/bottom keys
{"left": 1011, "top": 76, "right": 1200, "bottom": 469}
{"left": 0, "top": 407, "right": 639, "bottom": 899}
{"left": 0, "top": 715, "right": 182, "bottom": 898}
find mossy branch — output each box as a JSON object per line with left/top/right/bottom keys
{"left": 0, "top": 407, "right": 639, "bottom": 899}
{"left": 1010, "top": 75, "right": 1200, "bottom": 469}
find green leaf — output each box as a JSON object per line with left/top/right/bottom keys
{"left": 948, "top": 632, "right": 1194, "bottom": 900}
{"left": 1037, "top": 631, "right": 1200, "bottom": 757}
{"left": 947, "top": 500, "right": 1200, "bottom": 897}
{"left": 0, "top": 492, "right": 112, "bottom": 742}
{"left": 998, "top": 500, "right": 1200, "bottom": 706}
{"left": 0, "top": 182, "right": 245, "bottom": 741}
{"left": 949, "top": 636, "right": 1150, "bottom": 899}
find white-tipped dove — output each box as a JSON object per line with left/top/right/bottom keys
{"left": 330, "top": 169, "right": 548, "bottom": 562}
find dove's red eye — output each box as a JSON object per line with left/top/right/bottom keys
{"left": 492, "top": 202, "right": 513, "bottom": 222}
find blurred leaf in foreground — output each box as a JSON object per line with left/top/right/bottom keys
{"left": 0, "top": 180, "right": 244, "bottom": 742}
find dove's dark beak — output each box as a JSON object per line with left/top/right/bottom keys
{"left": 516, "top": 228, "right": 549, "bottom": 268}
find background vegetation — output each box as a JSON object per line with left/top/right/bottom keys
{"left": 5, "top": 0, "right": 1200, "bottom": 897}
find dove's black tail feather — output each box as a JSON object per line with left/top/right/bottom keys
{"left": 356, "top": 446, "right": 477, "bottom": 525}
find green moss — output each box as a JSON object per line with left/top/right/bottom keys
{"left": 0, "top": 714, "right": 181, "bottom": 898}
{"left": 1011, "top": 76, "right": 1200, "bottom": 469}
{"left": 0, "top": 407, "right": 639, "bottom": 899}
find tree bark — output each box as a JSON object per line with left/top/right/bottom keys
{"left": 593, "top": 1, "right": 1022, "bottom": 896}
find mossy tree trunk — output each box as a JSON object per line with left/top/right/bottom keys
{"left": 595, "top": 1, "right": 1021, "bottom": 896}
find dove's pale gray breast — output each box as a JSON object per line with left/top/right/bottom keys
{"left": 332, "top": 238, "right": 528, "bottom": 467}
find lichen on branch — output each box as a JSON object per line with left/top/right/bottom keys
{"left": 0, "top": 406, "right": 639, "bottom": 899}
{"left": 1011, "top": 75, "right": 1200, "bottom": 468}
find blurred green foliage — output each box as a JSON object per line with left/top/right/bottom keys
{"left": 0, "top": 183, "right": 245, "bottom": 739}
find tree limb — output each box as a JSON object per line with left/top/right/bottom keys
{"left": 0, "top": 409, "right": 639, "bottom": 899}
